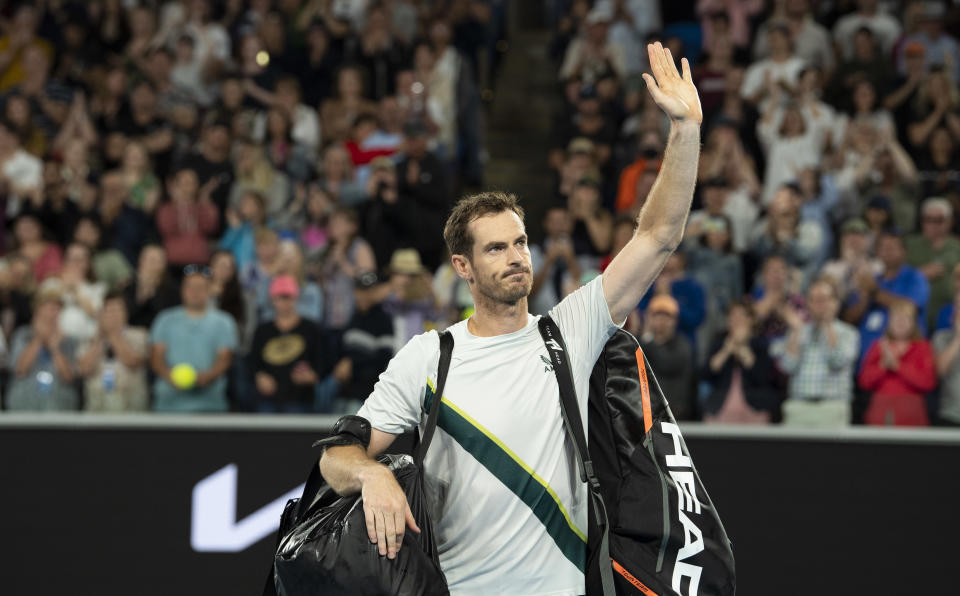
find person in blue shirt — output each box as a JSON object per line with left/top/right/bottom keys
{"left": 638, "top": 251, "right": 705, "bottom": 349}
{"left": 842, "top": 230, "right": 930, "bottom": 368}
{"left": 150, "top": 266, "right": 239, "bottom": 412}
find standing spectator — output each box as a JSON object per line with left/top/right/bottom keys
{"left": 176, "top": 121, "right": 234, "bottom": 216}
{"left": 639, "top": 294, "right": 696, "bottom": 420}
{"left": 0, "top": 253, "right": 36, "bottom": 339}
{"left": 568, "top": 178, "right": 613, "bottom": 263}
{"left": 933, "top": 292, "right": 960, "bottom": 425}
{"left": 320, "top": 66, "right": 379, "bottom": 144}
{"left": 7, "top": 289, "right": 77, "bottom": 411}
{"left": 833, "top": 0, "right": 902, "bottom": 60}
{"left": 749, "top": 185, "right": 825, "bottom": 286}
{"left": 530, "top": 206, "right": 582, "bottom": 316}
{"left": 149, "top": 267, "right": 238, "bottom": 412}
{"left": 119, "top": 141, "right": 161, "bottom": 214}
{"left": 396, "top": 119, "right": 449, "bottom": 270}
{"left": 753, "top": 0, "right": 834, "bottom": 72}
{"left": 906, "top": 198, "right": 960, "bottom": 330}
{"left": 638, "top": 252, "right": 705, "bottom": 348}
{"left": 319, "top": 206, "right": 377, "bottom": 331}
{"left": 757, "top": 104, "right": 825, "bottom": 205}
{"left": 257, "top": 241, "right": 324, "bottom": 325}
{"left": 685, "top": 214, "right": 743, "bottom": 358}
{"left": 40, "top": 243, "right": 106, "bottom": 343}
{"left": 156, "top": 168, "right": 219, "bottom": 269}
{"left": 218, "top": 191, "right": 266, "bottom": 275}
{"left": 558, "top": 6, "right": 627, "bottom": 83}
{"left": 845, "top": 230, "right": 931, "bottom": 368}
{"left": 228, "top": 139, "right": 291, "bottom": 222}
{"left": 740, "top": 24, "right": 805, "bottom": 110}
{"left": 895, "top": 3, "right": 959, "bottom": 83}
{"left": 771, "top": 278, "right": 860, "bottom": 427}
{"left": 0, "top": 117, "right": 43, "bottom": 218}
{"left": 97, "top": 171, "right": 154, "bottom": 267}
{"left": 858, "top": 300, "right": 936, "bottom": 426}
{"left": 822, "top": 218, "right": 883, "bottom": 304}
{"left": 250, "top": 275, "right": 326, "bottom": 413}
{"left": 315, "top": 143, "right": 365, "bottom": 206}
{"left": 209, "top": 250, "right": 248, "bottom": 343}
{"left": 71, "top": 217, "right": 132, "bottom": 291}
{"left": 124, "top": 244, "right": 179, "bottom": 330}
{"left": 826, "top": 27, "right": 893, "bottom": 109}
{"left": 702, "top": 299, "right": 780, "bottom": 424}
{"left": 340, "top": 271, "right": 395, "bottom": 405}
{"left": 934, "top": 264, "right": 960, "bottom": 332}
{"left": 382, "top": 248, "right": 437, "bottom": 351}
{"left": 751, "top": 254, "right": 806, "bottom": 341}
{"left": 856, "top": 132, "right": 921, "bottom": 233}
{"left": 77, "top": 290, "right": 149, "bottom": 412}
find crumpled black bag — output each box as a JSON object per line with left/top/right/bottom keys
{"left": 265, "top": 331, "right": 454, "bottom": 596}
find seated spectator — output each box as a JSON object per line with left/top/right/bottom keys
{"left": 209, "top": 250, "right": 248, "bottom": 343}
{"left": 12, "top": 213, "right": 61, "bottom": 284}
{"left": 292, "top": 183, "right": 333, "bottom": 264}
{"left": 257, "top": 241, "right": 323, "bottom": 325}
{"left": 124, "top": 244, "right": 179, "bottom": 330}
{"left": 906, "top": 198, "right": 960, "bottom": 330}
{"left": 856, "top": 134, "right": 920, "bottom": 233}
{"left": 40, "top": 243, "right": 106, "bottom": 343}
{"left": 176, "top": 121, "right": 234, "bottom": 216}
{"left": 360, "top": 158, "right": 419, "bottom": 268}
{"left": 832, "top": 0, "right": 901, "bottom": 61}
{"left": 71, "top": 217, "right": 133, "bottom": 291}
{"left": 149, "top": 266, "right": 238, "bottom": 412}
{"left": 752, "top": 1, "right": 833, "bottom": 72}
{"left": 821, "top": 218, "right": 883, "bottom": 305}
{"left": 839, "top": 79, "right": 896, "bottom": 140}
{"left": 156, "top": 168, "right": 219, "bottom": 269}
{"left": 614, "top": 130, "right": 663, "bottom": 213}
{"left": 916, "top": 127, "right": 960, "bottom": 201}
{"left": 558, "top": 6, "right": 627, "bottom": 83}
{"left": 396, "top": 119, "right": 449, "bottom": 270}
{"left": 96, "top": 170, "right": 154, "bottom": 267}
{"left": 530, "top": 206, "right": 582, "bottom": 316}
{"left": 7, "top": 289, "right": 78, "bottom": 411}
{"left": 252, "top": 76, "right": 320, "bottom": 165}
{"left": 77, "top": 290, "right": 149, "bottom": 412}
{"left": 748, "top": 185, "right": 825, "bottom": 287}
{"left": 382, "top": 249, "right": 437, "bottom": 351}
{"left": 771, "top": 278, "right": 860, "bottom": 427}
{"left": 751, "top": 254, "right": 805, "bottom": 340}
{"left": 740, "top": 24, "right": 805, "bottom": 111}
{"left": 251, "top": 275, "right": 328, "bottom": 413}
{"left": 638, "top": 252, "right": 705, "bottom": 349}
{"left": 933, "top": 294, "right": 960, "bottom": 425}
{"left": 702, "top": 299, "right": 780, "bottom": 424}
{"left": 896, "top": 5, "right": 959, "bottom": 96}
{"left": 844, "top": 230, "right": 931, "bottom": 368}
{"left": 218, "top": 191, "right": 267, "bottom": 275}
{"left": 340, "top": 271, "right": 395, "bottom": 405}
{"left": 863, "top": 195, "right": 893, "bottom": 252}
{"left": 858, "top": 300, "right": 936, "bottom": 426}
{"left": 825, "top": 26, "right": 893, "bottom": 110}
{"left": 639, "top": 295, "right": 696, "bottom": 420}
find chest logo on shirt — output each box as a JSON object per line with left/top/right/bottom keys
{"left": 541, "top": 354, "right": 554, "bottom": 372}
{"left": 263, "top": 335, "right": 306, "bottom": 366}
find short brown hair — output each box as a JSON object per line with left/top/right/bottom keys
{"left": 443, "top": 191, "right": 525, "bottom": 258}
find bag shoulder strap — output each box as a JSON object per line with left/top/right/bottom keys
{"left": 415, "top": 329, "right": 454, "bottom": 466}
{"left": 538, "top": 316, "right": 615, "bottom": 596}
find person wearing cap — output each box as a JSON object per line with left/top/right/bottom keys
{"left": 906, "top": 197, "right": 960, "bottom": 329}
{"left": 382, "top": 248, "right": 436, "bottom": 350}
{"left": 339, "top": 270, "right": 395, "bottom": 410}
{"left": 251, "top": 275, "right": 329, "bottom": 413}
{"left": 771, "top": 278, "right": 860, "bottom": 427}
{"left": 895, "top": 1, "right": 959, "bottom": 82}
{"left": 639, "top": 294, "right": 695, "bottom": 420}
{"left": 149, "top": 265, "right": 238, "bottom": 412}
{"left": 321, "top": 42, "right": 703, "bottom": 593}
{"left": 821, "top": 218, "right": 883, "bottom": 304}
{"left": 857, "top": 130, "right": 921, "bottom": 234}
{"left": 7, "top": 289, "right": 77, "bottom": 411}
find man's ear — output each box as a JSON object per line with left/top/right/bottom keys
{"left": 451, "top": 254, "right": 473, "bottom": 283}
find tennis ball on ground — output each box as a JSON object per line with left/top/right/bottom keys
{"left": 170, "top": 364, "right": 197, "bottom": 390}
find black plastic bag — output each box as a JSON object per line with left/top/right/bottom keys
{"left": 271, "top": 454, "right": 448, "bottom": 596}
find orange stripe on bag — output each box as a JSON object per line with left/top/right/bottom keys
{"left": 612, "top": 559, "right": 659, "bottom": 595}
{"left": 634, "top": 346, "right": 653, "bottom": 434}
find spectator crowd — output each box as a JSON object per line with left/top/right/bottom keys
{"left": 1, "top": 0, "right": 959, "bottom": 430}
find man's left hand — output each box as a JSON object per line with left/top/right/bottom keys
{"left": 642, "top": 42, "right": 702, "bottom": 124}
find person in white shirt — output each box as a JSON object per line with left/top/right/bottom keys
{"left": 319, "top": 43, "right": 702, "bottom": 595}
{"left": 0, "top": 117, "right": 42, "bottom": 217}
{"left": 740, "top": 23, "right": 806, "bottom": 112}
{"left": 832, "top": 0, "right": 901, "bottom": 61}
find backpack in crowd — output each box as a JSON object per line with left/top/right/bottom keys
{"left": 539, "top": 317, "right": 736, "bottom": 596}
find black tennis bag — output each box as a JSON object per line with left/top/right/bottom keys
{"left": 264, "top": 332, "right": 454, "bottom": 596}
{"left": 539, "top": 317, "right": 736, "bottom": 596}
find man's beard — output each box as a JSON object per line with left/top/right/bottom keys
{"left": 475, "top": 266, "right": 532, "bottom": 306}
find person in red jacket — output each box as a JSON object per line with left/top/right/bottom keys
{"left": 858, "top": 299, "right": 937, "bottom": 426}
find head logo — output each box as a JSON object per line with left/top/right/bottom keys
{"left": 545, "top": 338, "right": 563, "bottom": 352}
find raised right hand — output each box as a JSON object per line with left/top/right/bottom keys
{"left": 361, "top": 465, "right": 421, "bottom": 560}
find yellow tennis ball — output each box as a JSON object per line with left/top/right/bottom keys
{"left": 170, "top": 364, "right": 197, "bottom": 390}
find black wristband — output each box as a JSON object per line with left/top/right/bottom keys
{"left": 313, "top": 415, "right": 372, "bottom": 450}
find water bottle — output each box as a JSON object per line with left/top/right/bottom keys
{"left": 35, "top": 350, "right": 54, "bottom": 393}
{"left": 102, "top": 364, "right": 116, "bottom": 393}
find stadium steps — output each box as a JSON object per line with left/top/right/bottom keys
{"left": 483, "top": 29, "right": 558, "bottom": 242}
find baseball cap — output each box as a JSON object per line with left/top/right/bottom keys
{"left": 648, "top": 294, "right": 679, "bottom": 317}
{"left": 840, "top": 218, "right": 869, "bottom": 235}
{"left": 866, "top": 195, "right": 892, "bottom": 211}
{"left": 568, "top": 137, "right": 596, "bottom": 155}
{"left": 269, "top": 275, "right": 300, "bottom": 298}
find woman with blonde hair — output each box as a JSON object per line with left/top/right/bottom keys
{"left": 858, "top": 300, "right": 937, "bottom": 426}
